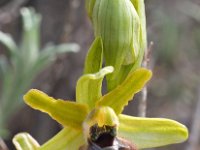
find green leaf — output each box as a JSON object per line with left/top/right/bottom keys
{"left": 20, "top": 7, "right": 41, "bottom": 61}
{"left": 0, "top": 31, "right": 17, "bottom": 55}
{"left": 24, "top": 89, "right": 89, "bottom": 129}
{"left": 0, "top": 128, "right": 9, "bottom": 139}
{"left": 97, "top": 68, "right": 152, "bottom": 114}
{"left": 84, "top": 37, "right": 103, "bottom": 74}
{"left": 118, "top": 114, "right": 188, "bottom": 149}
{"left": 76, "top": 66, "right": 114, "bottom": 110}
{"left": 13, "top": 133, "right": 40, "bottom": 150}
{"left": 0, "top": 55, "right": 8, "bottom": 78}
{"left": 30, "top": 43, "right": 79, "bottom": 76}
{"left": 39, "top": 127, "right": 85, "bottom": 150}
{"left": 42, "top": 43, "right": 79, "bottom": 54}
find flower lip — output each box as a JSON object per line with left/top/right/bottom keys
{"left": 90, "top": 124, "right": 117, "bottom": 142}
{"left": 87, "top": 134, "right": 137, "bottom": 150}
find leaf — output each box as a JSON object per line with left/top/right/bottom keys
{"left": 0, "top": 55, "right": 8, "bottom": 78}
{"left": 0, "top": 31, "right": 17, "bottom": 55}
{"left": 97, "top": 68, "right": 152, "bottom": 114}
{"left": 76, "top": 66, "right": 114, "bottom": 110}
{"left": 118, "top": 114, "right": 188, "bottom": 149}
{"left": 30, "top": 43, "right": 79, "bottom": 76}
{"left": 39, "top": 127, "right": 85, "bottom": 150}
{"left": 20, "top": 7, "right": 41, "bottom": 61}
{"left": 0, "top": 128, "right": 9, "bottom": 139}
{"left": 24, "top": 89, "right": 89, "bottom": 129}
{"left": 84, "top": 37, "right": 103, "bottom": 74}
{"left": 13, "top": 133, "right": 40, "bottom": 150}
{"left": 42, "top": 43, "right": 79, "bottom": 54}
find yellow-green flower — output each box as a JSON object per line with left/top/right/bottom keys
{"left": 13, "top": 67, "right": 188, "bottom": 150}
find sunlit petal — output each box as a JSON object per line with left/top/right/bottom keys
{"left": 118, "top": 114, "right": 188, "bottom": 149}
{"left": 24, "top": 89, "right": 88, "bottom": 129}
{"left": 97, "top": 68, "right": 152, "bottom": 114}
{"left": 76, "top": 66, "right": 113, "bottom": 110}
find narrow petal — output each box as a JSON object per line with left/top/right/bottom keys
{"left": 24, "top": 89, "right": 88, "bottom": 129}
{"left": 97, "top": 68, "right": 152, "bottom": 114}
{"left": 84, "top": 37, "right": 103, "bottom": 74}
{"left": 76, "top": 66, "right": 113, "bottom": 110}
{"left": 39, "top": 127, "right": 85, "bottom": 150}
{"left": 118, "top": 114, "right": 188, "bottom": 149}
{"left": 13, "top": 133, "right": 40, "bottom": 150}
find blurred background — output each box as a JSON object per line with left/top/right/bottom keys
{"left": 0, "top": 0, "right": 200, "bottom": 149}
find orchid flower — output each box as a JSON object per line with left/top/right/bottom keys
{"left": 13, "top": 66, "right": 188, "bottom": 150}
{"left": 13, "top": 0, "right": 188, "bottom": 149}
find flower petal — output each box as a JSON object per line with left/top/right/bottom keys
{"left": 118, "top": 114, "right": 188, "bottom": 149}
{"left": 76, "top": 66, "right": 113, "bottom": 110}
{"left": 96, "top": 68, "right": 152, "bottom": 114}
{"left": 39, "top": 127, "right": 85, "bottom": 150}
{"left": 13, "top": 132, "right": 40, "bottom": 150}
{"left": 84, "top": 37, "right": 103, "bottom": 74}
{"left": 24, "top": 89, "right": 88, "bottom": 129}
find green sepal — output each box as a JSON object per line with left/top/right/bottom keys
{"left": 24, "top": 89, "right": 89, "bottom": 129}
{"left": 12, "top": 133, "right": 40, "bottom": 150}
{"left": 84, "top": 37, "right": 103, "bottom": 74}
{"left": 76, "top": 66, "right": 114, "bottom": 110}
{"left": 85, "top": 0, "right": 96, "bottom": 20}
{"left": 39, "top": 127, "right": 85, "bottom": 150}
{"left": 130, "top": 0, "right": 147, "bottom": 72}
{"left": 118, "top": 114, "right": 188, "bottom": 149}
{"left": 97, "top": 68, "right": 152, "bottom": 114}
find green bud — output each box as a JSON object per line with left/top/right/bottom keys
{"left": 93, "top": 0, "right": 140, "bottom": 65}
{"left": 86, "top": 0, "right": 141, "bottom": 90}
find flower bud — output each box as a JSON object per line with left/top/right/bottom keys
{"left": 86, "top": 0, "right": 141, "bottom": 90}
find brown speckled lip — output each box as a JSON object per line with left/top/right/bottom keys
{"left": 79, "top": 138, "right": 138, "bottom": 150}
{"left": 80, "top": 124, "right": 137, "bottom": 150}
{"left": 89, "top": 124, "right": 117, "bottom": 144}
{"left": 79, "top": 137, "right": 137, "bottom": 150}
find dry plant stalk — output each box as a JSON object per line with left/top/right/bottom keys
{"left": 138, "top": 42, "right": 154, "bottom": 117}
{"left": 0, "top": 138, "right": 8, "bottom": 150}
{"left": 186, "top": 87, "right": 200, "bottom": 150}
